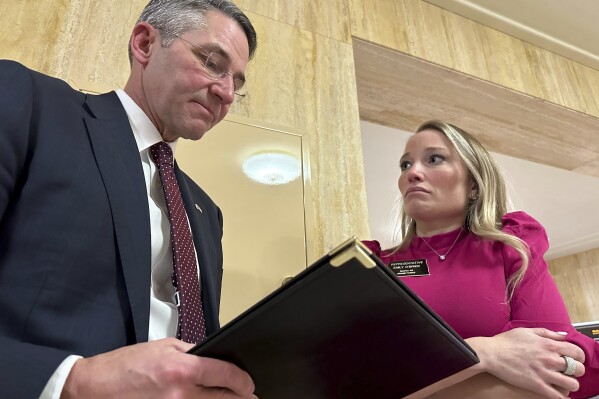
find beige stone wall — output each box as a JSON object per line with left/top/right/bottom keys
{"left": 229, "top": 10, "right": 369, "bottom": 257}
{"left": 0, "top": 1, "right": 143, "bottom": 90}
{"left": 549, "top": 249, "right": 599, "bottom": 323}
{"left": 348, "top": 0, "right": 599, "bottom": 117}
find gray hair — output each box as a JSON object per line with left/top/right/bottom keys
{"left": 128, "top": 0, "right": 257, "bottom": 63}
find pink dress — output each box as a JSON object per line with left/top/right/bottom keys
{"left": 363, "top": 211, "right": 598, "bottom": 398}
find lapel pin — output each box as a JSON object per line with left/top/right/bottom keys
{"left": 195, "top": 204, "right": 203, "bottom": 213}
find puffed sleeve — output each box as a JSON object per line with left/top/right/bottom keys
{"left": 500, "top": 211, "right": 599, "bottom": 397}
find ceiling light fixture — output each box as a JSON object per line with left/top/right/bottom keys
{"left": 242, "top": 152, "right": 301, "bottom": 185}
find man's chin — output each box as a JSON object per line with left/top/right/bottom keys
{"left": 177, "top": 122, "right": 212, "bottom": 141}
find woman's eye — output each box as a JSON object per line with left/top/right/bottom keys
{"left": 400, "top": 161, "right": 411, "bottom": 171}
{"left": 429, "top": 154, "right": 445, "bottom": 164}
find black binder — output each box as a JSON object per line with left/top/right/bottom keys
{"left": 189, "top": 238, "right": 479, "bottom": 398}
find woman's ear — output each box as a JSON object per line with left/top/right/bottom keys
{"left": 469, "top": 182, "right": 479, "bottom": 200}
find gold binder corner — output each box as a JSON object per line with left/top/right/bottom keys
{"left": 329, "top": 239, "right": 376, "bottom": 269}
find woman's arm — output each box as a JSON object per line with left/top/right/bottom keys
{"left": 464, "top": 329, "right": 584, "bottom": 398}
{"left": 425, "top": 372, "right": 555, "bottom": 399}
{"left": 501, "top": 213, "right": 599, "bottom": 397}
{"left": 409, "top": 328, "right": 583, "bottom": 399}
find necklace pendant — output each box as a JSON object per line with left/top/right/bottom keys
{"left": 421, "top": 227, "right": 463, "bottom": 263}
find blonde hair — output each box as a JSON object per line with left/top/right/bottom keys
{"left": 394, "top": 120, "right": 529, "bottom": 299}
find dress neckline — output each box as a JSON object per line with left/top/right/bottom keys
{"left": 411, "top": 226, "right": 467, "bottom": 253}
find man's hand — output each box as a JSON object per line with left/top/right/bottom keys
{"left": 61, "top": 338, "right": 256, "bottom": 399}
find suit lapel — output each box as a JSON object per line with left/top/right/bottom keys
{"left": 84, "top": 92, "right": 151, "bottom": 342}
{"left": 175, "top": 166, "right": 220, "bottom": 333}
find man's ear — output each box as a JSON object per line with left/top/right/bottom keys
{"left": 129, "top": 22, "right": 157, "bottom": 66}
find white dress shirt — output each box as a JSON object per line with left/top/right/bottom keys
{"left": 41, "top": 89, "right": 191, "bottom": 398}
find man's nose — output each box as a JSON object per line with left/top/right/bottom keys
{"left": 211, "top": 74, "right": 235, "bottom": 104}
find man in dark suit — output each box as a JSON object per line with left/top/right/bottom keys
{"left": 0, "top": 1, "right": 257, "bottom": 398}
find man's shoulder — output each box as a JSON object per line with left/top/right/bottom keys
{"left": 0, "top": 59, "right": 80, "bottom": 97}
{"left": 0, "top": 59, "right": 49, "bottom": 82}
{"left": 0, "top": 59, "right": 34, "bottom": 88}
{"left": 0, "top": 59, "right": 29, "bottom": 73}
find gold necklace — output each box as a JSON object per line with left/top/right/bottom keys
{"left": 421, "top": 228, "right": 463, "bottom": 261}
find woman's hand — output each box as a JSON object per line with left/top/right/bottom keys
{"left": 466, "top": 328, "right": 585, "bottom": 398}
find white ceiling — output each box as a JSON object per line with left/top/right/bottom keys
{"left": 361, "top": 1, "right": 599, "bottom": 260}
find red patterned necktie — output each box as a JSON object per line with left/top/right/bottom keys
{"left": 150, "top": 142, "right": 206, "bottom": 344}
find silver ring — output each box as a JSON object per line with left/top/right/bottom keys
{"left": 561, "top": 355, "right": 577, "bottom": 376}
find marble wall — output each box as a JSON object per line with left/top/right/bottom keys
{"left": 550, "top": 249, "right": 599, "bottom": 323}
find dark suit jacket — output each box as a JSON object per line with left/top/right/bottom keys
{"left": 0, "top": 60, "right": 224, "bottom": 398}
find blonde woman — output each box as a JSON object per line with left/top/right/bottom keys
{"left": 363, "top": 121, "right": 598, "bottom": 398}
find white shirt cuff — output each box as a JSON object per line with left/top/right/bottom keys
{"left": 39, "top": 355, "right": 82, "bottom": 399}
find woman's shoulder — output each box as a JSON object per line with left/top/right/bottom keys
{"left": 501, "top": 211, "right": 546, "bottom": 235}
{"left": 501, "top": 211, "right": 549, "bottom": 256}
{"left": 361, "top": 240, "right": 384, "bottom": 256}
